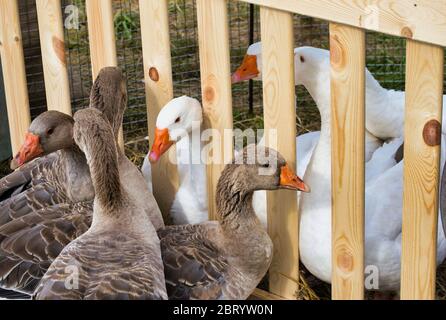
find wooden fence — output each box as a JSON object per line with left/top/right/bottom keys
{"left": 0, "top": 0, "right": 445, "bottom": 300}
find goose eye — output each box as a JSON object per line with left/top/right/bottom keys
{"left": 175, "top": 117, "right": 181, "bottom": 123}
{"left": 300, "top": 55, "right": 305, "bottom": 63}
{"left": 260, "top": 163, "right": 270, "bottom": 168}
{"left": 47, "top": 128, "right": 54, "bottom": 136}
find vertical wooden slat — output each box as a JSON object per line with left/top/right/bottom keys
{"left": 196, "top": 0, "right": 233, "bottom": 220}
{"left": 0, "top": 0, "right": 31, "bottom": 154}
{"left": 260, "top": 7, "right": 298, "bottom": 299}
{"left": 329, "top": 23, "right": 365, "bottom": 300}
{"left": 36, "top": 0, "right": 71, "bottom": 115}
{"left": 401, "top": 40, "right": 443, "bottom": 300}
{"left": 85, "top": 0, "right": 123, "bottom": 148}
{"left": 139, "top": 0, "right": 179, "bottom": 218}
{"left": 85, "top": 0, "right": 117, "bottom": 79}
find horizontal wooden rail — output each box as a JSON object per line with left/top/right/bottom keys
{"left": 196, "top": 0, "right": 234, "bottom": 221}
{"left": 401, "top": 40, "right": 444, "bottom": 300}
{"left": 329, "top": 23, "right": 365, "bottom": 300}
{"left": 139, "top": 0, "right": 179, "bottom": 218}
{"left": 260, "top": 6, "right": 298, "bottom": 299}
{"left": 240, "top": 0, "right": 446, "bottom": 47}
{"left": 36, "top": 0, "right": 71, "bottom": 115}
{"left": 0, "top": 0, "right": 31, "bottom": 154}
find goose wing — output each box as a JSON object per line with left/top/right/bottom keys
{"left": 0, "top": 154, "right": 58, "bottom": 201}
{"left": 0, "top": 202, "right": 92, "bottom": 293}
{"left": 159, "top": 223, "right": 238, "bottom": 300}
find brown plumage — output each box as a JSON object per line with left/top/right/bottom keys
{"left": 159, "top": 145, "right": 307, "bottom": 299}
{"left": 0, "top": 113, "right": 92, "bottom": 294}
{"left": 0, "top": 67, "right": 163, "bottom": 295}
{"left": 34, "top": 108, "right": 167, "bottom": 300}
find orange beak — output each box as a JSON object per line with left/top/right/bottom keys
{"left": 231, "top": 54, "right": 259, "bottom": 83}
{"left": 10, "top": 132, "right": 44, "bottom": 170}
{"left": 279, "top": 164, "right": 310, "bottom": 193}
{"left": 148, "top": 128, "right": 174, "bottom": 163}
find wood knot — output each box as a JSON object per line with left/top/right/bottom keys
{"left": 401, "top": 27, "right": 413, "bottom": 39}
{"left": 149, "top": 67, "right": 159, "bottom": 82}
{"left": 204, "top": 86, "right": 215, "bottom": 102}
{"left": 336, "top": 250, "right": 354, "bottom": 273}
{"left": 52, "top": 36, "right": 66, "bottom": 66}
{"left": 329, "top": 34, "right": 343, "bottom": 68}
{"left": 13, "top": 35, "right": 20, "bottom": 42}
{"left": 423, "top": 119, "right": 441, "bottom": 146}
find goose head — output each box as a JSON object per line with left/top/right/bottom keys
{"left": 148, "top": 96, "right": 202, "bottom": 163}
{"left": 294, "top": 46, "right": 330, "bottom": 87}
{"left": 231, "top": 42, "right": 262, "bottom": 83}
{"left": 231, "top": 44, "right": 331, "bottom": 88}
{"left": 219, "top": 145, "right": 310, "bottom": 197}
{"left": 10, "top": 111, "right": 74, "bottom": 169}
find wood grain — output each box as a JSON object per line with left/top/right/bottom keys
{"left": 196, "top": 0, "right": 233, "bottom": 221}
{"left": 139, "top": 0, "right": 179, "bottom": 219}
{"left": 0, "top": 0, "right": 31, "bottom": 154}
{"left": 85, "top": 0, "right": 123, "bottom": 148}
{"left": 260, "top": 7, "right": 298, "bottom": 299}
{"left": 36, "top": 0, "right": 71, "bottom": 115}
{"left": 240, "top": 0, "right": 446, "bottom": 47}
{"left": 329, "top": 23, "right": 366, "bottom": 300}
{"left": 400, "top": 40, "right": 443, "bottom": 300}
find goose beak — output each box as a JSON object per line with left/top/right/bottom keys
{"left": 148, "top": 128, "right": 174, "bottom": 163}
{"left": 10, "top": 133, "right": 44, "bottom": 170}
{"left": 231, "top": 54, "right": 259, "bottom": 84}
{"left": 279, "top": 164, "right": 310, "bottom": 193}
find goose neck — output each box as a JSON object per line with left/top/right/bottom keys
{"left": 82, "top": 126, "right": 123, "bottom": 215}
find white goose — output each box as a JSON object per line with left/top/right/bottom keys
{"left": 295, "top": 47, "right": 446, "bottom": 290}
{"left": 143, "top": 96, "right": 206, "bottom": 225}
{"left": 232, "top": 42, "right": 383, "bottom": 163}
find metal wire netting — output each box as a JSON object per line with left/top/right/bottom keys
{"left": 14, "top": 0, "right": 440, "bottom": 147}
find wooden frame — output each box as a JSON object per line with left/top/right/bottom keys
{"left": 260, "top": 6, "right": 299, "bottom": 299}
{"left": 139, "top": 0, "right": 180, "bottom": 218}
{"left": 1, "top": 0, "right": 445, "bottom": 301}
{"left": 400, "top": 40, "right": 444, "bottom": 300}
{"left": 329, "top": 23, "right": 366, "bottom": 300}
{"left": 196, "top": 0, "right": 234, "bottom": 220}
{"left": 239, "top": 0, "right": 446, "bottom": 47}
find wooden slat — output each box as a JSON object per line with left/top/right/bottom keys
{"left": 260, "top": 7, "right": 298, "bottom": 299}
{"left": 85, "top": 0, "right": 123, "bottom": 148}
{"left": 0, "top": 0, "right": 31, "bottom": 154}
{"left": 196, "top": 0, "right": 233, "bottom": 221}
{"left": 400, "top": 40, "right": 443, "bottom": 300}
{"left": 139, "top": 0, "right": 179, "bottom": 219}
{"left": 240, "top": 0, "right": 446, "bottom": 47}
{"left": 329, "top": 23, "right": 365, "bottom": 300}
{"left": 36, "top": 0, "right": 71, "bottom": 115}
